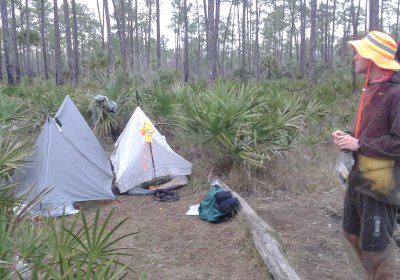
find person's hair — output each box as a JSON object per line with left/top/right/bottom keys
{"left": 396, "top": 40, "right": 400, "bottom": 62}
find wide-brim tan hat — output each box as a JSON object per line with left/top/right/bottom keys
{"left": 348, "top": 31, "right": 400, "bottom": 70}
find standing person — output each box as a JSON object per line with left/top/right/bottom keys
{"left": 332, "top": 31, "right": 400, "bottom": 280}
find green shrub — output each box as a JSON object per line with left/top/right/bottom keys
{"left": 178, "top": 81, "right": 305, "bottom": 167}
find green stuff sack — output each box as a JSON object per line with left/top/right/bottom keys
{"left": 199, "top": 185, "right": 225, "bottom": 223}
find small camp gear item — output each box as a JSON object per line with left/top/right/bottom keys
{"left": 199, "top": 182, "right": 240, "bottom": 223}
{"left": 335, "top": 151, "right": 354, "bottom": 184}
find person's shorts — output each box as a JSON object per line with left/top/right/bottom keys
{"left": 343, "top": 186, "right": 397, "bottom": 251}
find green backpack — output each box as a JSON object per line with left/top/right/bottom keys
{"left": 199, "top": 184, "right": 240, "bottom": 223}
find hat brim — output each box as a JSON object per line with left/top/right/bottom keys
{"left": 349, "top": 40, "right": 400, "bottom": 70}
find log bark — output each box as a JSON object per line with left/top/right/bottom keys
{"left": 214, "top": 178, "right": 301, "bottom": 280}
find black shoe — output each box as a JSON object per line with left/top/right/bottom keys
{"left": 154, "top": 189, "right": 180, "bottom": 202}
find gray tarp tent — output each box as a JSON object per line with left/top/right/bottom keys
{"left": 15, "top": 96, "right": 115, "bottom": 216}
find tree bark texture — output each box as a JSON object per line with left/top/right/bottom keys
{"left": 369, "top": 0, "right": 380, "bottom": 31}
{"left": 53, "top": 0, "right": 63, "bottom": 85}
{"left": 299, "top": 0, "right": 306, "bottom": 77}
{"left": 206, "top": 0, "right": 215, "bottom": 85}
{"left": 1, "top": 0, "right": 14, "bottom": 84}
{"left": 40, "top": 0, "right": 49, "bottom": 80}
{"left": 240, "top": 0, "right": 246, "bottom": 81}
{"left": 71, "top": 0, "right": 79, "bottom": 84}
{"left": 183, "top": 0, "right": 189, "bottom": 81}
{"left": 307, "top": 0, "right": 317, "bottom": 92}
{"left": 104, "top": 0, "right": 115, "bottom": 68}
{"left": 25, "top": 0, "right": 32, "bottom": 81}
{"left": 63, "top": 0, "right": 74, "bottom": 83}
{"left": 11, "top": 0, "right": 20, "bottom": 83}
{"left": 156, "top": 0, "right": 161, "bottom": 69}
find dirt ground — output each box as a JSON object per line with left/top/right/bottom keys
{"left": 79, "top": 137, "right": 399, "bottom": 280}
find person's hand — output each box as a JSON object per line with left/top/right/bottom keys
{"left": 332, "top": 130, "right": 346, "bottom": 147}
{"left": 337, "top": 134, "right": 360, "bottom": 151}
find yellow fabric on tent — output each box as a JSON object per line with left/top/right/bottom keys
{"left": 140, "top": 121, "right": 154, "bottom": 143}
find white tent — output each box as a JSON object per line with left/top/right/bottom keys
{"left": 15, "top": 96, "right": 115, "bottom": 216}
{"left": 111, "top": 106, "right": 192, "bottom": 193}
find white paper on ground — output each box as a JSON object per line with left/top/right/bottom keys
{"left": 186, "top": 204, "right": 200, "bottom": 215}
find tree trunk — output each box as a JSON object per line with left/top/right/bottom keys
{"left": 53, "top": 0, "right": 63, "bottom": 85}
{"left": 369, "top": 0, "right": 379, "bottom": 31}
{"left": 71, "top": 0, "right": 79, "bottom": 84}
{"left": 364, "top": 0, "right": 368, "bottom": 33}
{"left": 64, "top": 0, "right": 74, "bottom": 83}
{"left": 104, "top": 0, "right": 115, "bottom": 67}
{"left": 156, "top": 0, "right": 161, "bottom": 69}
{"left": 307, "top": 0, "right": 317, "bottom": 92}
{"left": 25, "top": 0, "right": 32, "bottom": 81}
{"left": 299, "top": 0, "right": 306, "bottom": 77}
{"left": 112, "top": 0, "right": 126, "bottom": 72}
{"left": 247, "top": 0, "right": 251, "bottom": 73}
{"left": 221, "top": 0, "right": 233, "bottom": 77}
{"left": 254, "top": 0, "right": 259, "bottom": 79}
{"left": 240, "top": 0, "right": 246, "bottom": 81}
{"left": 288, "top": 0, "right": 296, "bottom": 61}
{"left": 324, "top": 0, "right": 329, "bottom": 63}
{"left": 128, "top": 0, "right": 134, "bottom": 70}
{"left": 183, "top": 0, "right": 189, "bottom": 81}
{"left": 237, "top": 2, "right": 241, "bottom": 66}
{"left": 206, "top": 0, "right": 215, "bottom": 86}
{"left": 214, "top": 0, "right": 220, "bottom": 77}
{"left": 11, "top": 0, "right": 20, "bottom": 83}
{"left": 1, "top": 0, "right": 14, "bottom": 84}
{"left": 231, "top": 4, "right": 236, "bottom": 72}
{"left": 174, "top": 4, "right": 180, "bottom": 70}
{"left": 279, "top": 0, "right": 285, "bottom": 65}
{"left": 146, "top": 0, "right": 152, "bottom": 69}
{"left": 329, "top": 0, "right": 336, "bottom": 68}
{"left": 121, "top": 0, "right": 127, "bottom": 72}
{"left": 39, "top": 0, "right": 49, "bottom": 80}
{"left": 97, "top": 0, "right": 105, "bottom": 49}
{"left": 135, "top": 0, "right": 140, "bottom": 71}
{"left": 195, "top": 0, "right": 202, "bottom": 77}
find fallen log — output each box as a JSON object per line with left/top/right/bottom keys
{"left": 215, "top": 178, "right": 301, "bottom": 280}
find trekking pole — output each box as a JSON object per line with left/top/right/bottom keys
{"left": 148, "top": 142, "right": 159, "bottom": 194}
{"left": 140, "top": 121, "right": 160, "bottom": 198}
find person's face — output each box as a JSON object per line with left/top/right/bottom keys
{"left": 354, "top": 52, "right": 370, "bottom": 74}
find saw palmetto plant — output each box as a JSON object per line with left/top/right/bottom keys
{"left": 179, "top": 81, "right": 306, "bottom": 167}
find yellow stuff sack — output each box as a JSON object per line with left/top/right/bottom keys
{"left": 358, "top": 154, "right": 395, "bottom": 195}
